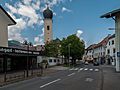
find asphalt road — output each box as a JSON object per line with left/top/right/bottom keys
{"left": 0, "top": 64, "right": 102, "bottom": 90}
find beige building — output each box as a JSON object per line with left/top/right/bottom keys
{"left": 0, "top": 6, "right": 16, "bottom": 47}
{"left": 43, "top": 7, "right": 53, "bottom": 44}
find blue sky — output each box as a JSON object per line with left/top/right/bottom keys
{"left": 0, "top": 0, "right": 120, "bottom": 47}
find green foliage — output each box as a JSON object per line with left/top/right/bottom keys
{"left": 44, "top": 35, "right": 85, "bottom": 65}
{"left": 45, "top": 38, "right": 61, "bottom": 57}
{"left": 61, "top": 34, "right": 85, "bottom": 60}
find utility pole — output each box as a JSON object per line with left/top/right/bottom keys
{"left": 68, "top": 44, "right": 71, "bottom": 67}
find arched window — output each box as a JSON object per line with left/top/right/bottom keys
{"left": 47, "top": 26, "right": 50, "bottom": 30}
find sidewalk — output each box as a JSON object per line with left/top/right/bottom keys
{"left": 0, "top": 66, "right": 65, "bottom": 86}
{"left": 101, "top": 65, "right": 120, "bottom": 90}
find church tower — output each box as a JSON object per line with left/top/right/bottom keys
{"left": 43, "top": 6, "right": 53, "bottom": 44}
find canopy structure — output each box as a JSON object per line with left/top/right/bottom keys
{"left": 100, "top": 8, "right": 120, "bottom": 18}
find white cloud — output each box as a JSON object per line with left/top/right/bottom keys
{"left": 62, "top": 7, "right": 72, "bottom": 12}
{"left": 34, "top": 36, "right": 44, "bottom": 45}
{"left": 32, "top": 0, "right": 41, "bottom": 10}
{"left": 22, "top": 0, "right": 32, "bottom": 5}
{"left": 18, "top": 4, "right": 39, "bottom": 26}
{"left": 76, "top": 30, "right": 83, "bottom": 38}
{"left": 53, "top": 12, "right": 57, "bottom": 16}
{"left": 8, "top": 18, "right": 26, "bottom": 42}
{"left": 5, "top": 3, "right": 18, "bottom": 13}
{"left": 34, "top": 28, "right": 44, "bottom": 45}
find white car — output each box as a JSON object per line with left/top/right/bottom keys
{"left": 85, "top": 61, "right": 88, "bottom": 65}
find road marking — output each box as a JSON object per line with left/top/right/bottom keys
{"left": 85, "top": 78, "right": 93, "bottom": 82}
{"left": 89, "top": 69, "right": 93, "bottom": 71}
{"left": 67, "top": 73, "right": 75, "bottom": 76}
{"left": 40, "top": 79, "right": 61, "bottom": 88}
{"left": 78, "top": 68, "right": 83, "bottom": 72}
{"left": 69, "top": 68, "right": 74, "bottom": 70}
{"left": 74, "top": 68, "right": 78, "bottom": 70}
{"left": 84, "top": 68, "right": 88, "bottom": 71}
{"left": 95, "top": 69, "right": 99, "bottom": 72}
{"left": 80, "top": 68, "right": 83, "bottom": 70}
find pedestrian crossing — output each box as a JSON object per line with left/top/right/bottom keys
{"left": 69, "top": 68, "right": 99, "bottom": 72}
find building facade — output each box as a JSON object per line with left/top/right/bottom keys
{"left": 105, "top": 34, "right": 115, "bottom": 65}
{"left": 0, "top": 6, "right": 16, "bottom": 47}
{"left": 84, "top": 34, "right": 110, "bottom": 64}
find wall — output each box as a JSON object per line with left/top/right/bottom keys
{"left": 37, "top": 56, "right": 63, "bottom": 66}
{"left": 0, "top": 18, "right": 8, "bottom": 47}
{"left": 44, "top": 19, "right": 53, "bottom": 43}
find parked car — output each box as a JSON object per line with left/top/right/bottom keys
{"left": 85, "top": 61, "right": 88, "bottom": 65}
{"left": 93, "top": 61, "right": 99, "bottom": 66}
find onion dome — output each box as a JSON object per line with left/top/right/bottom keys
{"left": 43, "top": 7, "right": 53, "bottom": 19}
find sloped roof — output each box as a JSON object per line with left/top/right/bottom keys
{"left": 86, "top": 44, "right": 97, "bottom": 50}
{"left": 108, "top": 34, "right": 115, "bottom": 40}
{"left": 0, "top": 5, "right": 16, "bottom": 25}
{"left": 100, "top": 8, "right": 120, "bottom": 18}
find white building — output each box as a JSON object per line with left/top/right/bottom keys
{"left": 37, "top": 56, "right": 63, "bottom": 67}
{"left": 84, "top": 35, "right": 110, "bottom": 64}
{"left": 105, "top": 34, "right": 115, "bottom": 65}
{"left": 0, "top": 6, "right": 16, "bottom": 47}
{"left": 83, "top": 44, "right": 95, "bottom": 62}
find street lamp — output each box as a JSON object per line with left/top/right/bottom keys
{"left": 23, "top": 40, "right": 33, "bottom": 77}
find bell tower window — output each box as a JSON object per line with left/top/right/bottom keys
{"left": 47, "top": 26, "right": 50, "bottom": 30}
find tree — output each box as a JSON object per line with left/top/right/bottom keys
{"left": 45, "top": 38, "right": 61, "bottom": 57}
{"left": 61, "top": 34, "right": 85, "bottom": 65}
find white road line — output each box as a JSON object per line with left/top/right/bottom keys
{"left": 40, "top": 79, "right": 61, "bottom": 88}
{"left": 89, "top": 69, "right": 93, "bottom": 71}
{"left": 78, "top": 68, "right": 83, "bottom": 72}
{"left": 74, "top": 68, "right": 78, "bottom": 70}
{"left": 95, "top": 69, "right": 99, "bottom": 72}
{"left": 80, "top": 68, "right": 83, "bottom": 70}
{"left": 67, "top": 73, "right": 75, "bottom": 76}
{"left": 84, "top": 68, "right": 88, "bottom": 71}
{"left": 69, "top": 68, "right": 74, "bottom": 70}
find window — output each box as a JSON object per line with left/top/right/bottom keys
{"left": 0, "top": 58, "right": 3, "bottom": 72}
{"left": 112, "top": 40, "right": 114, "bottom": 45}
{"left": 47, "top": 26, "right": 50, "bottom": 30}
{"left": 107, "top": 49, "right": 110, "bottom": 54}
{"left": 54, "top": 59, "right": 56, "bottom": 62}
{"left": 109, "top": 41, "right": 110, "bottom": 45}
{"left": 113, "top": 48, "right": 115, "bottom": 53}
{"left": 49, "top": 59, "right": 52, "bottom": 62}
{"left": 7, "top": 58, "right": 11, "bottom": 71}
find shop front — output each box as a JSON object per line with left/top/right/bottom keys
{"left": 0, "top": 47, "right": 41, "bottom": 73}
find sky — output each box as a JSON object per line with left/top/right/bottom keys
{"left": 0, "top": 0, "right": 120, "bottom": 47}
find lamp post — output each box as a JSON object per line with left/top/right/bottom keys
{"left": 23, "top": 40, "right": 33, "bottom": 77}
{"left": 68, "top": 44, "right": 71, "bottom": 67}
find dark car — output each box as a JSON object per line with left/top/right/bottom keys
{"left": 93, "top": 61, "right": 99, "bottom": 66}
